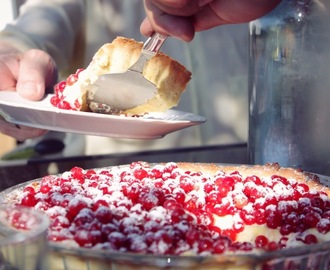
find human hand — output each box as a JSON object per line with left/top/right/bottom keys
{"left": 0, "top": 42, "right": 58, "bottom": 141}
{"left": 140, "top": 0, "right": 281, "bottom": 41}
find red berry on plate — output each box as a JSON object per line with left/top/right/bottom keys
{"left": 66, "top": 74, "right": 78, "bottom": 86}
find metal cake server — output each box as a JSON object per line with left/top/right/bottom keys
{"left": 88, "top": 33, "right": 167, "bottom": 113}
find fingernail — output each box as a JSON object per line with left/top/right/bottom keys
{"left": 21, "top": 81, "right": 41, "bottom": 98}
{"left": 22, "top": 81, "right": 37, "bottom": 91}
{"left": 198, "top": 0, "right": 213, "bottom": 7}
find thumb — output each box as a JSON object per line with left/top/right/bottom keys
{"left": 16, "top": 49, "right": 57, "bottom": 101}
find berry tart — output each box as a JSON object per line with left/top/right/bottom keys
{"left": 50, "top": 37, "right": 191, "bottom": 115}
{"left": 1, "top": 162, "right": 330, "bottom": 270}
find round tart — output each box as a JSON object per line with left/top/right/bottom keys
{"left": 3, "top": 161, "right": 330, "bottom": 257}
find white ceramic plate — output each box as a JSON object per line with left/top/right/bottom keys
{"left": 0, "top": 92, "right": 206, "bottom": 139}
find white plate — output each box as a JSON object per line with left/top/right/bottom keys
{"left": 0, "top": 92, "right": 206, "bottom": 139}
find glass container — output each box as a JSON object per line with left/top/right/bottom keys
{"left": 0, "top": 205, "right": 49, "bottom": 270}
{"left": 248, "top": 0, "right": 330, "bottom": 175}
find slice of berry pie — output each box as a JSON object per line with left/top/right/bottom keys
{"left": 50, "top": 37, "right": 191, "bottom": 115}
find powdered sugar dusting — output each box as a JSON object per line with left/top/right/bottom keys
{"left": 8, "top": 161, "right": 330, "bottom": 255}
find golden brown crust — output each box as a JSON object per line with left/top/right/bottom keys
{"left": 127, "top": 51, "right": 191, "bottom": 114}
{"left": 80, "top": 36, "right": 191, "bottom": 114}
{"left": 86, "top": 37, "right": 143, "bottom": 76}
{"left": 79, "top": 91, "right": 89, "bottom": 111}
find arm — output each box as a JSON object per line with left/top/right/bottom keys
{"left": 0, "top": 0, "right": 86, "bottom": 140}
{"left": 0, "top": 0, "right": 86, "bottom": 75}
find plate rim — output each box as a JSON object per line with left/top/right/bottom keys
{"left": 0, "top": 92, "right": 206, "bottom": 138}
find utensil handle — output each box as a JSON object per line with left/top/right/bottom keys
{"left": 143, "top": 32, "right": 168, "bottom": 54}
{"left": 129, "top": 33, "right": 167, "bottom": 72}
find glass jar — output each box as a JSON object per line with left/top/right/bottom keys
{"left": 0, "top": 205, "right": 49, "bottom": 270}
{"left": 248, "top": 0, "right": 330, "bottom": 175}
